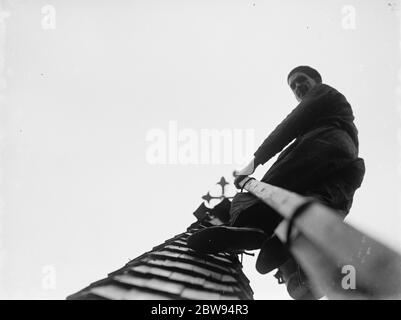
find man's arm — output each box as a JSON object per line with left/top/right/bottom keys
{"left": 234, "top": 84, "right": 334, "bottom": 189}
{"left": 253, "top": 84, "right": 332, "bottom": 166}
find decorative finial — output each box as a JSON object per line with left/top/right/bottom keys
{"left": 201, "top": 177, "right": 236, "bottom": 204}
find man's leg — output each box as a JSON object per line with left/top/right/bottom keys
{"left": 261, "top": 131, "right": 358, "bottom": 194}
{"left": 255, "top": 156, "right": 365, "bottom": 275}
{"left": 260, "top": 161, "right": 365, "bottom": 297}
{"left": 231, "top": 199, "right": 282, "bottom": 234}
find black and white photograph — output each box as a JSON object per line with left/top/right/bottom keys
{"left": 0, "top": 0, "right": 400, "bottom": 304}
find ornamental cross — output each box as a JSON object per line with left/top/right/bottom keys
{"left": 202, "top": 177, "right": 237, "bottom": 204}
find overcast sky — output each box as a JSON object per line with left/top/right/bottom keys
{"left": 0, "top": 0, "right": 400, "bottom": 299}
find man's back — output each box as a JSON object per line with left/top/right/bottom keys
{"left": 253, "top": 83, "right": 360, "bottom": 168}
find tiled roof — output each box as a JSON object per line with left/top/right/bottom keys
{"left": 67, "top": 199, "right": 254, "bottom": 300}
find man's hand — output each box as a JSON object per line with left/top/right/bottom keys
{"left": 233, "top": 159, "right": 257, "bottom": 189}
{"left": 234, "top": 159, "right": 256, "bottom": 177}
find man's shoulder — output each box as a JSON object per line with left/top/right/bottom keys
{"left": 305, "top": 83, "right": 337, "bottom": 101}
{"left": 316, "top": 83, "right": 339, "bottom": 94}
{"left": 317, "top": 83, "right": 348, "bottom": 103}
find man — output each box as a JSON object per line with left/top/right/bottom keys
{"left": 188, "top": 66, "right": 365, "bottom": 299}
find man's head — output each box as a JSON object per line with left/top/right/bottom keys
{"left": 287, "top": 66, "right": 322, "bottom": 102}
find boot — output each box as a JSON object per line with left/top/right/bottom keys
{"left": 187, "top": 226, "right": 267, "bottom": 254}
{"left": 277, "top": 258, "right": 323, "bottom": 300}
{"left": 256, "top": 235, "right": 292, "bottom": 274}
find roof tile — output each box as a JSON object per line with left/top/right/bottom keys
{"left": 221, "top": 275, "right": 237, "bottom": 282}
{"left": 181, "top": 288, "right": 221, "bottom": 300}
{"left": 147, "top": 278, "right": 185, "bottom": 295}
{"left": 131, "top": 265, "right": 151, "bottom": 273}
{"left": 169, "top": 272, "right": 206, "bottom": 286}
{"left": 203, "top": 281, "right": 236, "bottom": 293}
{"left": 113, "top": 274, "right": 148, "bottom": 287}
{"left": 124, "top": 287, "right": 173, "bottom": 300}
{"left": 90, "top": 285, "right": 128, "bottom": 300}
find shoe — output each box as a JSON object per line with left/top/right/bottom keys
{"left": 187, "top": 226, "right": 267, "bottom": 254}
{"left": 256, "top": 235, "right": 291, "bottom": 274}
{"left": 278, "top": 258, "right": 323, "bottom": 300}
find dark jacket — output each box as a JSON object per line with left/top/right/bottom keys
{"left": 255, "top": 83, "right": 364, "bottom": 214}
{"left": 254, "top": 83, "right": 359, "bottom": 167}
{"left": 230, "top": 83, "right": 365, "bottom": 224}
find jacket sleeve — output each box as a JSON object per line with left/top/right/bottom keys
{"left": 253, "top": 84, "right": 332, "bottom": 166}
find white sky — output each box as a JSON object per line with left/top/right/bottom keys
{"left": 0, "top": 0, "right": 400, "bottom": 299}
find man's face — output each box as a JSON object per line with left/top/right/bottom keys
{"left": 288, "top": 72, "right": 318, "bottom": 102}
